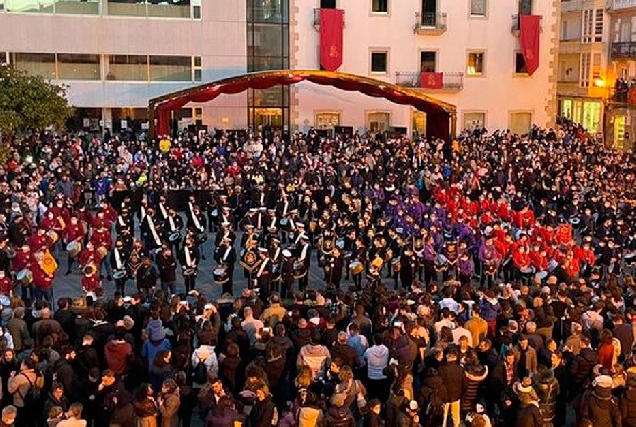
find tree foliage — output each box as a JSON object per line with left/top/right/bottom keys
{"left": 0, "top": 63, "right": 73, "bottom": 142}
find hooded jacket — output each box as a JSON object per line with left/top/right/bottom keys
{"left": 365, "top": 344, "right": 389, "bottom": 380}
{"left": 104, "top": 339, "right": 133, "bottom": 375}
{"left": 461, "top": 364, "right": 488, "bottom": 412}
{"left": 297, "top": 344, "right": 330, "bottom": 379}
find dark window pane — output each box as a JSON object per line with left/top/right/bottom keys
{"left": 371, "top": 52, "right": 387, "bottom": 72}
{"left": 57, "top": 53, "right": 100, "bottom": 80}
{"left": 149, "top": 55, "right": 192, "bottom": 81}
{"left": 515, "top": 52, "right": 528, "bottom": 74}
{"left": 11, "top": 52, "right": 56, "bottom": 79}
{"left": 108, "top": 55, "right": 148, "bottom": 81}
{"left": 320, "top": 0, "right": 336, "bottom": 8}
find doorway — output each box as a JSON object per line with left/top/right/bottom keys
{"left": 253, "top": 108, "right": 283, "bottom": 129}
{"left": 412, "top": 111, "right": 427, "bottom": 138}
{"left": 420, "top": 51, "right": 437, "bottom": 72}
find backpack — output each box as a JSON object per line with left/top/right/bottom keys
{"left": 192, "top": 357, "right": 208, "bottom": 384}
{"left": 19, "top": 372, "right": 42, "bottom": 406}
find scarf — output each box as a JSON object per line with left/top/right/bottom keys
{"left": 300, "top": 244, "right": 308, "bottom": 261}
{"left": 159, "top": 203, "right": 168, "bottom": 219}
{"left": 222, "top": 247, "right": 231, "bottom": 262}
{"left": 192, "top": 213, "right": 202, "bottom": 232}
{"left": 257, "top": 257, "right": 269, "bottom": 278}
{"left": 169, "top": 216, "right": 176, "bottom": 231}
{"left": 114, "top": 248, "right": 123, "bottom": 270}
{"left": 148, "top": 217, "right": 160, "bottom": 246}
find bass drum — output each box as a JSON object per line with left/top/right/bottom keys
{"left": 349, "top": 261, "right": 364, "bottom": 276}
{"left": 293, "top": 260, "right": 306, "bottom": 279}
{"left": 213, "top": 267, "right": 229, "bottom": 285}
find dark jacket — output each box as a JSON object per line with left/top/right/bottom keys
{"left": 571, "top": 348, "right": 599, "bottom": 387}
{"left": 250, "top": 395, "right": 276, "bottom": 427}
{"left": 439, "top": 360, "right": 465, "bottom": 402}
{"left": 489, "top": 360, "right": 518, "bottom": 402}
{"left": 330, "top": 343, "right": 360, "bottom": 368}
{"left": 461, "top": 364, "right": 488, "bottom": 412}
{"left": 534, "top": 371, "right": 560, "bottom": 422}
{"left": 516, "top": 403, "right": 543, "bottom": 427}
{"left": 207, "top": 407, "right": 245, "bottom": 427}
{"left": 621, "top": 388, "right": 636, "bottom": 427}
{"left": 579, "top": 387, "right": 622, "bottom": 427}
{"left": 324, "top": 406, "right": 355, "bottom": 427}
{"left": 418, "top": 371, "right": 447, "bottom": 419}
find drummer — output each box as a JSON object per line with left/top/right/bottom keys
{"left": 214, "top": 237, "right": 236, "bottom": 296}
{"left": 0, "top": 270, "right": 11, "bottom": 298}
{"left": 27, "top": 227, "right": 53, "bottom": 253}
{"left": 65, "top": 213, "right": 86, "bottom": 276}
{"left": 90, "top": 222, "right": 113, "bottom": 281}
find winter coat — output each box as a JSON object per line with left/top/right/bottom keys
{"left": 418, "top": 373, "right": 447, "bottom": 417}
{"left": 533, "top": 372, "right": 560, "bottom": 422}
{"left": 206, "top": 407, "right": 245, "bottom": 427}
{"left": 158, "top": 391, "right": 180, "bottom": 427}
{"left": 621, "top": 388, "right": 636, "bottom": 427}
{"left": 104, "top": 339, "right": 134, "bottom": 375}
{"left": 515, "top": 403, "right": 543, "bottom": 427}
{"left": 364, "top": 344, "right": 389, "bottom": 380}
{"left": 439, "top": 361, "right": 465, "bottom": 402}
{"left": 324, "top": 406, "right": 355, "bottom": 427}
{"left": 250, "top": 395, "right": 276, "bottom": 427}
{"left": 571, "top": 348, "right": 599, "bottom": 388}
{"left": 297, "top": 344, "right": 330, "bottom": 379}
{"left": 461, "top": 364, "right": 488, "bottom": 412}
{"left": 133, "top": 398, "right": 157, "bottom": 427}
{"left": 579, "top": 387, "right": 622, "bottom": 427}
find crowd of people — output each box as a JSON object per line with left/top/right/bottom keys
{"left": 0, "top": 123, "right": 635, "bottom": 427}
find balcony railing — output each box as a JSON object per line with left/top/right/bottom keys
{"left": 313, "top": 8, "right": 345, "bottom": 28}
{"left": 611, "top": 42, "right": 636, "bottom": 59}
{"left": 395, "top": 71, "right": 464, "bottom": 91}
{"left": 413, "top": 12, "right": 447, "bottom": 34}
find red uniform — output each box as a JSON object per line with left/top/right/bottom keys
{"left": 0, "top": 276, "right": 13, "bottom": 295}
{"left": 66, "top": 222, "right": 86, "bottom": 243}
{"left": 39, "top": 216, "right": 56, "bottom": 232}
{"left": 81, "top": 273, "right": 101, "bottom": 292}
{"left": 555, "top": 224, "right": 573, "bottom": 246}
{"left": 513, "top": 209, "right": 535, "bottom": 230}
{"left": 574, "top": 245, "right": 596, "bottom": 266}
{"left": 78, "top": 248, "right": 102, "bottom": 268}
{"left": 530, "top": 250, "right": 548, "bottom": 272}
{"left": 48, "top": 206, "right": 71, "bottom": 227}
{"left": 564, "top": 256, "right": 580, "bottom": 278}
{"left": 12, "top": 249, "right": 32, "bottom": 272}
{"left": 32, "top": 262, "right": 53, "bottom": 290}
{"left": 90, "top": 228, "right": 112, "bottom": 251}
{"left": 512, "top": 248, "right": 532, "bottom": 270}
{"left": 27, "top": 232, "right": 52, "bottom": 252}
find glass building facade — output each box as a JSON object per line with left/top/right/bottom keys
{"left": 247, "top": 0, "right": 290, "bottom": 131}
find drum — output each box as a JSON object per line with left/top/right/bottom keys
{"left": 293, "top": 260, "right": 306, "bottom": 279}
{"left": 169, "top": 232, "right": 181, "bottom": 242}
{"left": 547, "top": 259, "right": 559, "bottom": 272}
{"left": 213, "top": 267, "right": 228, "bottom": 284}
{"left": 280, "top": 218, "right": 289, "bottom": 227}
{"left": 570, "top": 217, "right": 581, "bottom": 229}
{"left": 520, "top": 266, "right": 535, "bottom": 275}
{"left": 82, "top": 263, "right": 96, "bottom": 276}
{"left": 97, "top": 246, "right": 108, "bottom": 258}
{"left": 0, "top": 295, "right": 10, "bottom": 307}
{"left": 16, "top": 269, "right": 33, "bottom": 286}
{"left": 336, "top": 238, "right": 345, "bottom": 249}
{"left": 344, "top": 251, "right": 353, "bottom": 260}
{"left": 625, "top": 252, "right": 636, "bottom": 266}
{"left": 535, "top": 271, "right": 548, "bottom": 281}
{"left": 391, "top": 258, "right": 401, "bottom": 273}
{"left": 66, "top": 241, "right": 81, "bottom": 258}
{"left": 370, "top": 256, "right": 383, "bottom": 273}
{"left": 47, "top": 230, "right": 59, "bottom": 244}
{"left": 197, "top": 233, "right": 208, "bottom": 244}
{"left": 211, "top": 209, "right": 219, "bottom": 218}
{"left": 435, "top": 254, "right": 448, "bottom": 269}
{"left": 350, "top": 261, "right": 364, "bottom": 275}
{"left": 112, "top": 270, "right": 127, "bottom": 280}
{"left": 183, "top": 267, "right": 197, "bottom": 276}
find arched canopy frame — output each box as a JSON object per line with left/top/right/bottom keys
{"left": 149, "top": 70, "right": 457, "bottom": 139}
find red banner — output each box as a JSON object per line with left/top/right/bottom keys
{"left": 520, "top": 15, "right": 541, "bottom": 76}
{"left": 420, "top": 72, "right": 443, "bottom": 89}
{"left": 629, "top": 88, "right": 636, "bottom": 105}
{"left": 320, "top": 8, "right": 344, "bottom": 72}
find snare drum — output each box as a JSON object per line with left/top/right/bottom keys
{"left": 391, "top": 258, "right": 401, "bottom": 273}
{"left": 520, "top": 266, "right": 535, "bottom": 275}
{"left": 547, "top": 259, "right": 559, "bottom": 272}
{"left": 535, "top": 271, "right": 548, "bottom": 281}
{"left": 66, "top": 241, "right": 81, "bottom": 258}
{"left": 213, "top": 267, "right": 228, "bottom": 284}
{"left": 350, "top": 261, "right": 364, "bottom": 275}
{"left": 336, "top": 238, "right": 345, "bottom": 249}
{"left": 293, "top": 260, "right": 306, "bottom": 279}
{"left": 280, "top": 218, "right": 289, "bottom": 227}
{"left": 112, "top": 270, "right": 127, "bottom": 280}
{"left": 169, "top": 232, "right": 181, "bottom": 242}
{"left": 16, "top": 269, "right": 33, "bottom": 286}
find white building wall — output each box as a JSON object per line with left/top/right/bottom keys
{"left": 0, "top": 2, "right": 249, "bottom": 129}
{"left": 293, "top": 0, "right": 558, "bottom": 134}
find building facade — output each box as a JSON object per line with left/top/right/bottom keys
{"left": 0, "top": 0, "right": 558, "bottom": 137}
{"left": 557, "top": 0, "right": 609, "bottom": 140}
{"left": 606, "top": 0, "right": 636, "bottom": 150}
{"left": 292, "top": 0, "right": 560, "bottom": 136}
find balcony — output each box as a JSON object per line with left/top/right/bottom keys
{"left": 612, "top": 42, "right": 636, "bottom": 59}
{"left": 313, "top": 8, "right": 345, "bottom": 29}
{"left": 611, "top": 0, "right": 636, "bottom": 11}
{"left": 413, "top": 12, "right": 447, "bottom": 35}
{"left": 395, "top": 71, "right": 463, "bottom": 91}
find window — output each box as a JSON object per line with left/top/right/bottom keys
{"left": 463, "top": 112, "right": 486, "bottom": 130}
{"left": 192, "top": 0, "right": 201, "bottom": 19}
{"left": 509, "top": 112, "right": 532, "bottom": 135}
{"left": 515, "top": 52, "right": 528, "bottom": 75}
{"left": 518, "top": 0, "right": 532, "bottom": 15}
{"left": 370, "top": 51, "right": 388, "bottom": 73}
{"left": 5, "top": 0, "right": 53, "bottom": 13}
{"left": 594, "top": 9, "right": 603, "bottom": 42}
{"left": 582, "top": 9, "right": 593, "bottom": 43}
{"left": 560, "top": 99, "right": 573, "bottom": 119}
{"left": 420, "top": 51, "right": 436, "bottom": 72}
{"left": 372, "top": 0, "right": 388, "bottom": 13}
{"left": 57, "top": 54, "right": 100, "bottom": 80}
{"left": 367, "top": 112, "right": 390, "bottom": 132}
{"left": 107, "top": 0, "right": 191, "bottom": 18}
{"left": 580, "top": 52, "right": 591, "bottom": 87}
{"left": 248, "top": 0, "right": 288, "bottom": 23}
{"left": 11, "top": 53, "right": 56, "bottom": 79}
{"left": 320, "top": 0, "right": 336, "bottom": 8}
{"left": 315, "top": 112, "right": 340, "bottom": 129}
{"left": 149, "top": 56, "right": 192, "bottom": 81}
{"left": 53, "top": 0, "right": 98, "bottom": 14}
{"left": 470, "top": 0, "right": 487, "bottom": 17}
{"left": 467, "top": 52, "right": 485, "bottom": 76}
{"left": 108, "top": 55, "right": 148, "bottom": 81}
{"left": 193, "top": 56, "right": 202, "bottom": 82}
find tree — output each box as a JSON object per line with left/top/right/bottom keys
{"left": 0, "top": 63, "right": 73, "bottom": 145}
